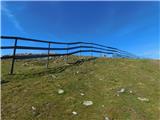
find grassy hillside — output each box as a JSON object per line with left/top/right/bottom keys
{"left": 1, "top": 56, "right": 160, "bottom": 120}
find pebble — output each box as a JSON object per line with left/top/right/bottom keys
{"left": 117, "top": 88, "right": 125, "bottom": 93}
{"left": 58, "top": 89, "right": 64, "bottom": 94}
{"left": 80, "top": 93, "right": 85, "bottom": 96}
{"left": 129, "top": 90, "right": 133, "bottom": 94}
{"left": 31, "top": 106, "right": 40, "bottom": 116}
{"left": 116, "top": 94, "right": 120, "bottom": 96}
{"left": 31, "top": 106, "right": 36, "bottom": 111}
{"left": 83, "top": 101, "right": 93, "bottom": 106}
{"left": 72, "top": 111, "right": 78, "bottom": 115}
{"left": 104, "top": 116, "right": 110, "bottom": 120}
{"left": 137, "top": 97, "right": 149, "bottom": 102}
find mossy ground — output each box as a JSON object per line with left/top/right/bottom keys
{"left": 1, "top": 56, "right": 160, "bottom": 120}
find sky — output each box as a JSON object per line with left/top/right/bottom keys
{"left": 1, "top": 1, "right": 160, "bottom": 59}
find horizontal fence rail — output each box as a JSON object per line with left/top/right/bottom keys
{"left": 1, "top": 45, "right": 120, "bottom": 52}
{"left": 1, "top": 35, "right": 138, "bottom": 74}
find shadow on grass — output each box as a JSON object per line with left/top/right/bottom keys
{"left": 3, "top": 57, "right": 97, "bottom": 80}
{"left": 28, "top": 57, "right": 97, "bottom": 77}
{"left": 1, "top": 80, "right": 10, "bottom": 84}
{"left": 68, "top": 57, "right": 97, "bottom": 65}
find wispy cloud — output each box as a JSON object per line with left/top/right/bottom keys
{"left": 1, "top": 4, "right": 25, "bottom": 33}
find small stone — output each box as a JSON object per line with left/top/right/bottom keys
{"left": 137, "top": 97, "right": 149, "bottom": 102}
{"left": 104, "top": 116, "right": 110, "bottom": 120}
{"left": 31, "top": 106, "right": 36, "bottom": 111}
{"left": 72, "top": 111, "right": 77, "bottom": 115}
{"left": 129, "top": 90, "right": 133, "bottom": 94}
{"left": 102, "top": 105, "right": 105, "bottom": 107}
{"left": 117, "top": 88, "right": 125, "bottom": 93}
{"left": 83, "top": 101, "right": 93, "bottom": 106}
{"left": 58, "top": 89, "right": 64, "bottom": 94}
{"left": 80, "top": 93, "right": 84, "bottom": 96}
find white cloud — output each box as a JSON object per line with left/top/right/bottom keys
{"left": 1, "top": 4, "right": 25, "bottom": 33}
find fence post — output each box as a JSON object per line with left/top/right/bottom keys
{"left": 10, "top": 38, "right": 18, "bottom": 74}
{"left": 91, "top": 46, "right": 93, "bottom": 57}
{"left": 67, "top": 44, "right": 69, "bottom": 62}
{"left": 47, "top": 42, "right": 51, "bottom": 68}
{"left": 80, "top": 43, "right": 81, "bottom": 57}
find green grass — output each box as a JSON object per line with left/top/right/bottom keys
{"left": 1, "top": 56, "right": 160, "bottom": 120}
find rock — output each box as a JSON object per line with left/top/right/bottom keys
{"left": 31, "top": 106, "right": 40, "bottom": 116}
{"left": 102, "top": 105, "right": 105, "bottom": 107}
{"left": 83, "top": 101, "right": 93, "bottom": 106}
{"left": 137, "top": 97, "right": 149, "bottom": 102}
{"left": 72, "top": 111, "right": 77, "bottom": 115}
{"left": 58, "top": 89, "right": 64, "bottom": 94}
{"left": 31, "top": 106, "right": 36, "bottom": 111}
{"left": 129, "top": 90, "right": 133, "bottom": 94}
{"left": 117, "top": 88, "right": 125, "bottom": 93}
{"left": 80, "top": 93, "right": 85, "bottom": 96}
{"left": 104, "top": 116, "right": 110, "bottom": 120}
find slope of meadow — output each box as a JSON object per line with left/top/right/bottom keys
{"left": 1, "top": 56, "right": 160, "bottom": 120}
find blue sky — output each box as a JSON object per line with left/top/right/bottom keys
{"left": 1, "top": 1, "right": 160, "bottom": 59}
